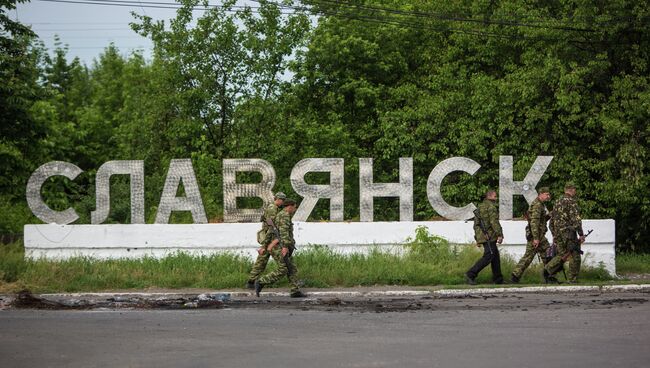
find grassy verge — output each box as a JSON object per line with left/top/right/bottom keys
{"left": 616, "top": 253, "right": 650, "bottom": 274}
{"left": 0, "top": 227, "right": 616, "bottom": 293}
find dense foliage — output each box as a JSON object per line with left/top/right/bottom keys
{"left": 1, "top": 0, "right": 648, "bottom": 252}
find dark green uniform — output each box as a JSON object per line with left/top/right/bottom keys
{"left": 466, "top": 198, "right": 504, "bottom": 283}
{"left": 512, "top": 198, "right": 551, "bottom": 280}
{"left": 247, "top": 203, "right": 280, "bottom": 284}
{"left": 545, "top": 194, "right": 584, "bottom": 282}
{"left": 257, "top": 208, "right": 301, "bottom": 294}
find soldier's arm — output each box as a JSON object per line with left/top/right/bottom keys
{"left": 277, "top": 215, "right": 292, "bottom": 248}
{"left": 264, "top": 205, "right": 277, "bottom": 223}
{"left": 488, "top": 205, "right": 503, "bottom": 238}
{"left": 529, "top": 202, "right": 542, "bottom": 240}
{"left": 570, "top": 201, "right": 584, "bottom": 236}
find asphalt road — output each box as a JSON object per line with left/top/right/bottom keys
{"left": 1, "top": 292, "right": 649, "bottom": 368}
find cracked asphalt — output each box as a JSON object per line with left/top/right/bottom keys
{"left": 1, "top": 288, "right": 649, "bottom": 368}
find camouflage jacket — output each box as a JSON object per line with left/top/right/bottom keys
{"left": 473, "top": 199, "right": 503, "bottom": 243}
{"left": 273, "top": 208, "right": 295, "bottom": 249}
{"left": 527, "top": 198, "right": 550, "bottom": 240}
{"left": 259, "top": 203, "right": 280, "bottom": 245}
{"left": 552, "top": 194, "right": 584, "bottom": 240}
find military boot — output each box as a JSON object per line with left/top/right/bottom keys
{"left": 510, "top": 274, "right": 520, "bottom": 284}
{"left": 542, "top": 269, "right": 550, "bottom": 284}
{"left": 290, "top": 290, "right": 306, "bottom": 298}
{"left": 545, "top": 276, "right": 560, "bottom": 284}
{"left": 254, "top": 280, "right": 264, "bottom": 297}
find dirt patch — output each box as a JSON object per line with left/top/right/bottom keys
{"left": 8, "top": 290, "right": 649, "bottom": 313}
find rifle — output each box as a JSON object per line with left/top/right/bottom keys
{"left": 473, "top": 208, "right": 493, "bottom": 254}
{"left": 266, "top": 218, "right": 294, "bottom": 276}
{"left": 560, "top": 229, "right": 593, "bottom": 262}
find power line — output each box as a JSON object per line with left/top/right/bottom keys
{"left": 29, "top": 22, "right": 133, "bottom": 24}
{"left": 305, "top": 0, "right": 597, "bottom": 33}
{"left": 33, "top": 0, "right": 620, "bottom": 45}
{"left": 253, "top": 0, "right": 596, "bottom": 44}
{"left": 308, "top": 0, "right": 650, "bottom": 27}
{"left": 64, "top": 45, "right": 150, "bottom": 49}
{"left": 37, "top": 0, "right": 194, "bottom": 10}
{"left": 34, "top": 28, "right": 135, "bottom": 31}
{"left": 36, "top": 0, "right": 270, "bottom": 11}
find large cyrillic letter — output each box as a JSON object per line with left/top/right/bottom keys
{"left": 290, "top": 158, "right": 344, "bottom": 222}
{"left": 155, "top": 159, "right": 207, "bottom": 223}
{"left": 26, "top": 161, "right": 83, "bottom": 224}
{"left": 223, "top": 159, "right": 275, "bottom": 223}
{"left": 427, "top": 157, "right": 481, "bottom": 220}
{"left": 359, "top": 157, "right": 413, "bottom": 222}
{"left": 499, "top": 156, "right": 553, "bottom": 219}
{"left": 91, "top": 160, "right": 144, "bottom": 224}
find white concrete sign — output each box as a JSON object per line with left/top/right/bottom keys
{"left": 25, "top": 219, "right": 616, "bottom": 276}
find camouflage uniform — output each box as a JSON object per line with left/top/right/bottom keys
{"left": 512, "top": 198, "right": 551, "bottom": 280}
{"left": 545, "top": 194, "right": 584, "bottom": 282}
{"left": 247, "top": 203, "right": 280, "bottom": 283}
{"left": 257, "top": 208, "right": 301, "bottom": 293}
{"left": 466, "top": 198, "right": 504, "bottom": 283}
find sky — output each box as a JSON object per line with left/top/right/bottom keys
{"left": 13, "top": 0, "right": 209, "bottom": 65}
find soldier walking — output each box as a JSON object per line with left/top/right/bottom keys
{"left": 511, "top": 187, "right": 552, "bottom": 283}
{"left": 255, "top": 198, "right": 306, "bottom": 298}
{"left": 466, "top": 190, "right": 504, "bottom": 285}
{"left": 246, "top": 192, "right": 286, "bottom": 289}
{"left": 545, "top": 183, "right": 586, "bottom": 283}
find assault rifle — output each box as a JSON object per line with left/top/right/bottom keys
{"left": 473, "top": 208, "right": 493, "bottom": 254}
{"left": 560, "top": 229, "right": 593, "bottom": 262}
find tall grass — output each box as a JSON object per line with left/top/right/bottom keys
{"left": 0, "top": 227, "right": 618, "bottom": 293}
{"left": 617, "top": 253, "right": 650, "bottom": 274}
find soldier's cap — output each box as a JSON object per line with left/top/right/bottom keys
{"left": 283, "top": 198, "right": 297, "bottom": 206}
{"left": 564, "top": 182, "right": 576, "bottom": 190}
{"left": 538, "top": 187, "right": 550, "bottom": 194}
{"left": 274, "top": 192, "right": 287, "bottom": 200}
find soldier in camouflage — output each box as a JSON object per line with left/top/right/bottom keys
{"left": 466, "top": 190, "right": 504, "bottom": 285}
{"left": 511, "top": 187, "right": 552, "bottom": 283}
{"left": 255, "top": 198, "right": 305, "bottom": 298}
{"left": 245, "top": 192, "right": 286, "bottom": 289}
{"left": 545, "top": 183, "right": 586, "bottom": 283}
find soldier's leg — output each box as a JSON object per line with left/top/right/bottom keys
{"left": 545, "top": 239, "right": 568, "bottom": 278}
{"left": 489, "top": 242, "right": 503, "bottom": 283}
{"left": 284, "top": 256, "right": 301, "bottom": 293}
{"left": 247, "top": 251, "right": 271, "bottom": 282}
{"left": 512, "top": 241, "right": 536, "bottom": 280}
{"left": 537, "top": 238, "right": 551, "bottom": 281}
{"left": 537, "top": 238, "right": 551, "bottom": 262}
{"left": 258, "top": 248, "right": 289, "bottom": 286}
{"left": 568, "top": 250, "right": 581, "bottom": 282}
{"left": 467, "top": 242, "right": 494, "bottom": 281}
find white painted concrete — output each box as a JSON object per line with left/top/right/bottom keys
{"left": 24, "top": 219, "right": 616, "bottom": 275}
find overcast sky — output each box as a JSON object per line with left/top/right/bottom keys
{"left": 14, "top": 0, "right": 207, "bottom": 65}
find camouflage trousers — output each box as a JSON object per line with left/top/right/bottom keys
{"left": 512, "top": 237, "right": 550, "bottom": 279}
{"left": 258, "top": 247, "right": 300, "bottom": 293}
{"left": 247, "top": 248, "right": 271, "bottom": 282}
{"left": 545, "top": 238, "right": 581, "bottom": 282}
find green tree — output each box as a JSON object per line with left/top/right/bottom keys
{"left": 289, "top": 0, "right": 649, "bottom": 250}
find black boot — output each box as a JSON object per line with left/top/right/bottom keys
{"left": 254, "top": 280, "right": 264, "bottom": 297}
{"left": 290, "top": 290, "right": 306, "bottom": 298}
{"left": 546, "top": 276, "right": 560, "bottom": 285}
{"left": 510, "top": 274, "right": 520, "bottom": 284}
{"left": 542, "top": 268, "right": 551, "bottom": 284}
{"left": 245, "top": 280, "right": 255, "bottom": 289}
{"left": 465, "top": 273, "right": 477, "bottom": 285}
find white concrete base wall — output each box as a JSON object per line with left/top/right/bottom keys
{"left": 25, "top": 219, "right": 616, "bottom": 275}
